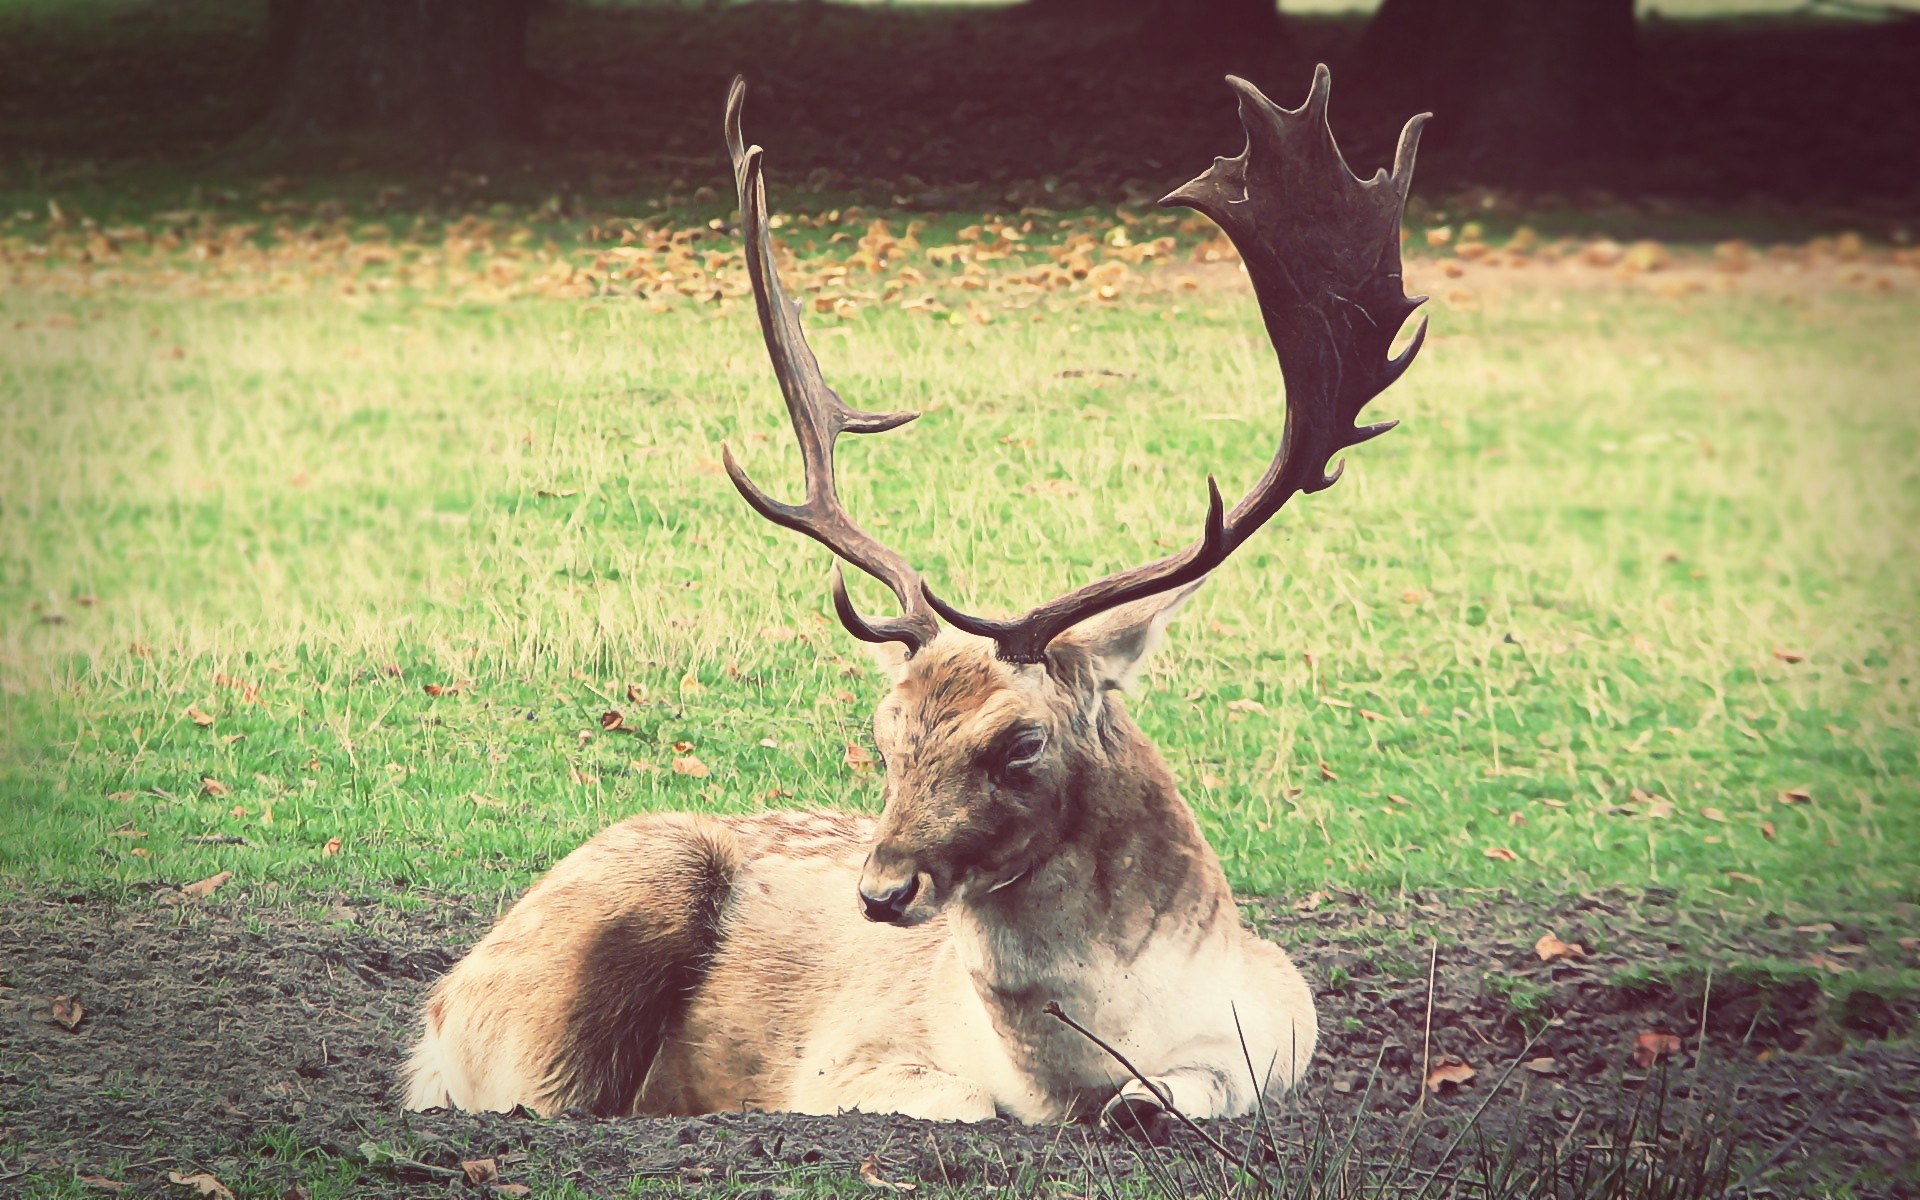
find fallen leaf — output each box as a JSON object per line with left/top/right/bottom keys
{"left": 186, "top": 705, "right": 215, "bottom": 727}
{"left": 859, "top": 1153, "right": 917, "bottom": 1192}
{"left": 1771, "top": 647, "right": 1806, "bottom": 663}
{"left": 1200, "top": 772, "right": 1225, "bottom": 789}
{"left": 844, "top": 743, "right": 875, "bottom": 773}
{"left": 1484, "top": 846, "right": 1518, "bottom": 862}
{"left": 461, "top": 1159, "right": 498, "bottom": 1185}
{"left": 1700, "top": 807, "right": 1727, "bottom": 822}
{"left": 625, "top": 682, "right": 648, "bottom": 704}
{"left": 1896, "top": 937, "right": 1918, "bottom": 952}
{"left": 200, "top": 776, "right": 230, "bottom": 797}
{"left": 78, "top": 1176, "right": 126, "bottom": 1193}
{"left": 322, "top": 837, "right": 342, "bottom": 857}
{"left": 496, "top": 1187, "right": 530, "bottom": 1198}
{"left": 1226, "top": 698, "right": 1267, "bottom": 715}
{"left": 568, "top": 766, "right": 600, "bottom": 786}
{"left": 183, "top": 870, "right": 233, "bottom": 898}
{"left": 168, "top": 1172, "right": 234, "bottom": 1200}
{"left": 671, "top": 755, "right": 709, "bottom": 778}
{"left": 599, "top": 709, "right": 629, "bottom": 732}
{"left": 1726, "top": 871, "right": 1763, "bottom": 885}
{"left": 1425, "top": 1057, "right": 1476, "bottom": 1091}
{"left": 1777, "top": 787, "right": 1813, "bottom": 805}
{"left": 1535, "top": 932, "right": 1586, "bottom": 962}
{"left": 1508, "top": 811, "right": 1527, "bottom": 826}
{"left": 678, "top": 670, "right": 705, "bottom": 698}
{"left": 1387, "top": 794, "right": 1412, "bottom": 806}
{"left": 1521, "top": 1056, "right": 1557, "bottom": 1075}
{"left": 51, "top": 994, "right": 84, "bottom": 1029}
{"left": 672, "top": 740, "right": 695, "bottom": 754}
{"left": 1632, "top": 1031, "right": 1683, "bottom": 1069}
{"left": 1761, "top": 821, "right": 1776, "bottom": 840}
{"left": 759, "top": 737, "right": 779, "bottom": 749}
{"left": 1318, "top": 760, "right": 1338, "bottom": 781}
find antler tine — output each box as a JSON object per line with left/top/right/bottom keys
{"left": 922, "top": 65, "right": 1429, "bottom": 665}
{"left": 722, "top": 77, "right": 939, "bottom": 653}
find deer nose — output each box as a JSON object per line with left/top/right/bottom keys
{"left": 859, "top": 875, "right": 919, "bottom": 923}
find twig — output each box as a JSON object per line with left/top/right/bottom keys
{"left": 1043, "top": 1000, "right": 1240, "bottom": 1162}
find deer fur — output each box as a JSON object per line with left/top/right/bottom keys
{"left": 405, "top": 587, "right": 1317, "bottom": 1125}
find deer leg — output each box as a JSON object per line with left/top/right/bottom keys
{"left": 1099, "top": 1061, "right": 1249, "bottom": 1141}
{"left": 796, "top": 1060, "right": 998, "bottom": 1122}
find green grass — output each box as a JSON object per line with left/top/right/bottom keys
{"left": 2, "top": 257, "right": 1916, "bottom": 927}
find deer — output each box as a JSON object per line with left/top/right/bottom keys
{"left": 403, "top": 66, "right": 1427, "bottom": 1137}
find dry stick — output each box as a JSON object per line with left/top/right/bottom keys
{"left": 1043, "top": 1000, "right": 1240, "bottom": 1163}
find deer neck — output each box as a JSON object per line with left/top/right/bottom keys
{"left": 948, "top": 723, "right": 1236, "bottom": 996}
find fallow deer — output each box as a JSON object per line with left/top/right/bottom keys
{"left": 404, "top": 67, "right": 1427, "bottom": 1135}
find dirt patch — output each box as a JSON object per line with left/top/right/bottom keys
{"left": 1, "top": 888, "right": 1914, "bottom": 1197}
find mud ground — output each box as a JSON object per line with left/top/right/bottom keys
{"left": 2, "top": 886, "right": 1914, "bottom": 1197}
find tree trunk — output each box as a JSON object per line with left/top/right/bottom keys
{"left": 265, "top": 0, "right": 536, "bottom": 152}
{"left": 1349, "top": 0, "right": 1637, "bottom": 183}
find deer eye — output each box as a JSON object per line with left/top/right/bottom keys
{"left": 991, "top": 724, "right": 1048, "bottom": 780}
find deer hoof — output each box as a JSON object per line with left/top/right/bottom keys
{"left": 1100, "top": 1092, "right": 1172, "bottom": 1145}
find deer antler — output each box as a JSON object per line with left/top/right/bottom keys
{"left": 722, "top": 77, "right": 941, "bottom": 654}
{"left": 922, "top": 66, "right": 1430, "bottom": 664}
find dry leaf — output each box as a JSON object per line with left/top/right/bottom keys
{"left": 1632, "top": 1031, "right": 1683, "bottom": 1069}
{"left": 1226, "top": 698, "right": 1267, "bottom": 715}
{"left": 1534, "top": 932, "right": 1586, "bottom": 962}
{"left": 671, "top": 755, "right": 709, "bottom": 778}
{"left": 51, "top": 994, "right": 84, "bottom": 1030}
{"left": 167, "top": 1173, "right": 234, "bottom": 1200}
{"left": 186, "top": 705, "right": 215, "bottom": 727}
{"left": 1484, "top": 846, "right": 1518, "bottom": 862}
{"left": 460, "top": 1159, "right": 498, "bottom": 1185}
{"left": 844, "top": 743, "right": 876, "bottom": 773}
{"left": 568, "top": 766, "right": 600, "bottom": 786}
{"left": 859, "top": 1153, "right": 917, "bottom": 1192}
{"left": 1771, "top": 647, "right": 1806, "bottom": 664}
{"left": 183, "top": 870, "right": 233, "bottom": 898}
{"left": 1726, "top": 871, "right": 1762, "bottom": 885}
{"left": 672, "top": 740, "right": 695, "bottom": 754}
{"left": 78, "top": 1176, "right": 126, "bottom": 1193}
{"left": 1318, "top": 760, "right": 1338, "bottom": 782}
{"left": 1387, "top": 794, "right": 1412, "bottom": 806}
{"left": 678, "top": 670, "right": 706, "bottom": 698}
{"left": 1700, "top": 807, "right": 1727, "bottom": 822}
{"left": 496, "top": 1186, "right": 531, "bottom": 1198}
{"left": 1761, "top": 821, "right": 1776, "bottom": 840}
{"left": 625, "top": 682, "right": 648, "bottom": 704}
{"left": 200, "top": 776, "right": 230, "bottom": 797}
{"left": 1425, "top": 1057, "right": 1476, "bottom": 1091}
{"left": 1521, "top": 1056, "right": 1557, "bottom": 1075}
{"left": 1777, "top": 787, "right": 1813, "bottom": 805}
{"left": 1200, "top": 772, "right": 1225, "bottom": 789}
{"left": 599, "top": 709, "right": 629, "bottom": 732}
{"left": 322, "top": 837, "right": 342, "bottom": 857}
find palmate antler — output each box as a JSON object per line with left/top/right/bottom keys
{"left": 726, "top": 68, "right": 1428, "bottom": 664}
{"left": 722, "top": 77, "right": 940, "bottom": 653}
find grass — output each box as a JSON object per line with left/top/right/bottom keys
{"left": 3, "top": 223, "right": 1916, "bottom": 931}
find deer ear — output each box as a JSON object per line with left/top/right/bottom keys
{"left": 862, "top": 639, "right": 913, "bottom": 684}
{"left": 1052, "top": 580, "right": 1203, "bottom": 691}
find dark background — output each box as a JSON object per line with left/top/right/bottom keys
{"left": 2, "top": 0, "right": 1917, "bottom": 231}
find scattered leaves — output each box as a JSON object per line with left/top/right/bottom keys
{"left": 1777, "top": 787, "right": 1813, "bottom": 805}
{"left": 1387, "top": 794, "right": 1412, "bottom": 807}
{"left": 1226, "top": 698, "right": 1267, "bottom": 715}
{"left": 200, "top": 776, "right": 230, "bottom": 797}
{"left": 678, "top": 670, "right": 706, "bottom": 698}
{"left": 1521, "top": 1057, "right": 1557, "bottom": 1075}
{"left": 185, "top": 705, "right": 215, "bottom": 727}
{"left": 1317, "top": 759, "right": 1338, "bottom": 782}
{"left": 1771, "top": 647, "right": 1806, "bottom": 663}
{"left": 844, "top": 743, "right": 876, "bottom": 773}
{"left": 167, "top": 1173, "right": 234, "bottom": 1200}
{"left": 1700, "top": 807, "right": 1727, "bottom": 822}
{"left": 671, "top": 755, "right": 709, "bottom": 778}
{"left": 859, "top": 1153, "right": 917, "bottom": 1192}
{"left": 1425, "top": 1057, "right": 1476, "bottom": 1091}
{"left": 461, "top": 1159, "right": 499, "bottom": 1185}
{"left": 322, "top": 837, "right": 343, "bottom": 857}
{"left": 1534, "top": 932, "right": 1586, "bottom": 962}
{"left": 182, "top": 870, "right": 233, "bottom": 898}
{"left": 78, "top": 1176, "right": 126, "bottom": 1193}
{"left": 1484, "top": 847, "right": 1518, "bottom": 862}
{"left": 1631, "top": 1031, "right": 1683, "bottom": 1069}
{"left": 51, "top": 994, "right": 84, "bottom": 1030}
{"left": 1727, "top": 871, "right": 1763, "bottom": 885}
{"left": 599, "top": 709, "right": 630, "bottom": 732}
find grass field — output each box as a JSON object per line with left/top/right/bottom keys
{"left": 3, "top": 210, "right": 1916, "bottom": 944}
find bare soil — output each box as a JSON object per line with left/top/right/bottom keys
{"left": 1, "top": 887, "right": 1914, "bottom": 1197}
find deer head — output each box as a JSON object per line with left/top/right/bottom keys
{"left": 722, "top": 70, "right": 1427, "bottom": 927}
